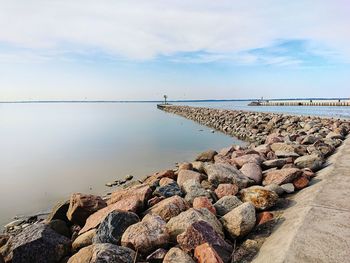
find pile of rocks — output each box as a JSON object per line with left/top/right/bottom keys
{"left": 1, "top": 106, "right": 349, "bottom": 263}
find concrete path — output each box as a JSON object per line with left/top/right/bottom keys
{"left": 252, "top": 136, "right": 350, "bottom": 263}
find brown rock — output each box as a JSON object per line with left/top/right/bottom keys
{"left": 256, "top": 212, "right": 274, "bottom": 226}
{"left": 293, "top": 176, "right": 309, "bottom": 190}
{"left": 196, "top": 150, "right": 218, "bottom": 162}
{"left": 142, "top": 170, "right": 176, "bottom": 186}
{"left": 179, "top": 162, "right": 193, "bottom": 170}
{"left": 218, "top": 146, "right": 235, "bottom": 157}
{"left": 270, "top": 143, "right": 295, "bottom": 153}
{"left": 240, "top": 163, "right": 262, "bottom": 184}
{"left": 46, "top": 200, "right": 70, "bottom": 224}
{"left": 145, "top": 195, "right": 189, "bottom": 222}
{"left": 193, "top": 197, "right": 216, "bottom": 215}
{"left": 107, "top": 184, "right": 152, "bottom": 207}
{"left": 232, "top": 154, "right": 263, "bottom": 168}
{"left": 194, "top": 243, "right": 224, "bottom": 263}
{"left": 262, "top": 159, "right": 288, "bottom": 169}
{"left": 0, "top": 235, "right": 9, "bottom": 248}
{"left": 72, "top": 229, "right": 96, "bottom": 251}
{"left": 147, "top": 196, "right": 165, "bottom": 207}
{"left": 265, "top": 133, "right": 284, "bottom": 144}
{"left": 163, "top": 248, "right": 195, "bottom": 263}
{"left": 67, "top": 193, "right": 107, "bottom": 226}
{"left": 240, "top": 186, "right": 278, "bottom": 210}
{"left": 192, "top": 161, "right": 205, "bottom": 173}
{"left": 263, "top": 168, "right": 302, "bottom": 186}
{"left": 146, "top": 248, "right": 167, "bottom": 262}
{"left": 177, "top": 221, "right": 232, "bottom": 262}
{"left": 215, "top": 184, "right": 239, "bottom": 199}
{"left": 121, "top": 214, "right": 169, "bottom": 254}
{"left": 159, "top": 177, "right": 175, "bottom": 186}
{"left": 177, "top": 170, "right": 202, "bottom": 188}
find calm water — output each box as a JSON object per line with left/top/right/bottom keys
{"left": 0, "top": 103, "right": 241, "bottom": 227}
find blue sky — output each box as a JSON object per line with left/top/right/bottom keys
{"left": 0, "top": 0, "right": 349, "bottom": 101}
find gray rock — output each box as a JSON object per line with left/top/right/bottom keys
{"left": 294, "top": 154, "right": 323, "bottom": 171}
{"left": 47, "top": 219, "right": 70, "bottom": 238}
{"left": 214, "top": 195, "right": 243, "bottom": 216}
{"left": 163, "top": 248, "right": 195, "bottom": 263}
{"left": 182, "top": 179, "right": 212, "bottom": 204}
{"left": 94, "top": 211, "right": 139, "bottom": 245}
{"left": 265, "top": 184, "right": 285, "bottom": 196}
{"left": 146, "top": 248, "right": 168, "bottom": 263}
{"left": 154, "top": 182, "right": 183, "bottom": 198}
{"left": 196, "top": 150, "right": 218, "bottom": 162}
{"left": 281, "top": 183, "right": 295, "bottom": 193}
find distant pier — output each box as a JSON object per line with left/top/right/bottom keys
{"left": 249, "top": 99, "right": 350, "bottom": 107}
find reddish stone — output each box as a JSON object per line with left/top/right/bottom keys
{"left": 293, "top": 176, "right": 309, "bottom": 190}
{"left": 265, "top": 133, "right": 284, "bottom": 144}
{"left": 143, "top": 170, "right": 176, "bottom": 186}
{"left": 148, "top": 196, "right": 165, "bottom": 207}
{"left": 263, "top": 168, "right": 302, "bottom": 186}
{"left": 232, "top": 154, "right": 263, "bottom": 168}
{"left": 256, "top": 212, "right": 274, "bottom": 226}
{"left": 193, "top": 197, "right": 216, "bottom": 215}
{"left": 107, "top": 184, "right": 152, "bottom": 208}
{"left": 302, "top": 169, "right": 316, "bottom": 179}
{"left": 194, "top": 243, "right": 224, "bottom": 263}
{"left": 159, "top": 177, "right": 175, "bottom": 187}
{"left": 215, "top": 184, "right": 238, "bottom": 199}
{"left": 177, "top": 170, "right": 202, "bottom": 188}
{"left": 240, "top": 163, "right": 262, "bottom": 184}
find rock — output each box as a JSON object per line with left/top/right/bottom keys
{"left": 2, "top": 223, "right": 71, "bottom": 263}
{"left": 264, "top": 184, "right": 284, "bottom": 196}
{"left": 194, "top": 243, "right": 224, "bottom": 263}
{"left": 274, "top": 151, "right": 299, "bottom": 158}
{"left": 47, "top": 219, "right": 70, "bottom": 238}
{"left": 107, "top": 184, "right": 152, "bottom": 209}
{"left": 146, "top": 248, "right": 167, "bottom": 263}
{"left": 46, "top": 200, "right": 70, "bottom": 224}
{"left": 254, "top": 144, "right": 271, "bottom": 155}
{"left": 232, "top": 154, "right": 263, "bottom": 168}
{"left": 301, "top": 135, "right": 318, "bottom": 145}
{"left": 125, "top": 174, "right": 133, "bottom": 181}
{"left": 293, "top": 176, "right": 309, "bottom": 190}
{"left": 147, "top": 196, "right": 165, "bottom": 207}
{"left": 219, "top": 146, "right": 235, "bottom": 156}
{"left": 214, "top": 154, "right": 235, "bottom": 165}
{"left": 270, "top": 143, "right": 295, "bottom": 153}
{"left": 163, "top": 248, "right": 195, "bottom": 263}
{"left": 281, "top": 183, "right": 295, "bottom": 193}
{"left": 0, "top": 234, "right": 10, "bottom": 248}
{"left": 326, "top": 131, "right": 343, "bottom": 140}
{"left": 93, "top": 211, "right": 139, "bottom": 245}
{"left": 121, "top": 214, "right": 169, "bottom": 254}
{"left": 240, "top": 163, "right": 262, "bottom": 184}
{"left": 67, "top": 193, "right": 107, "bottom": 226}
{"left": 67, "top": 244, "right": 135, "bottom": 263}
{"left": 145, "top": 195, "right": 189, "bottom": 222}
{"left": 196, "top": 150, "right": 218, "bottom": 162}
{"left": 159, "top": 177, "right": 175, "bottom": 186}
{"left": 72, "top": 229, "right": 96, "bottom": 251}
{"left": 204, "top": 163, "right": 253, "bottom": 188}
{"left": 232, "top": 239, "right": 259, "bottom": 262}
{"left": 166, "top": 208, "right": 224, "bottom": 240}
{"left": 177, "top": 170, "right": 202, "bottom": 188}
{"left": 143, "top": 170, "right": 176, "bottom": 186}
{"left": 177, "top": 221, "right": 232, "bottom": 262}
{"left": 256, "top": 212, "right": 274, "bottom": 226}
{"left": 192, "top": 161, "right": 205, "bottom": 173}
{"left": 265, "top": 133, "right": 284, "bottom": 144}
{"left": 179, "top": 162, "right": 193, "bottom": 170}
{"left": 0, "top": 255, "right": 3, "bottom": 263}
{"left": 263, "top": 168, "right": 302, "bottom": 186}
{"left": 214, "top": 196, "right": 243, "bottom": 216}
{"left": 79, "top": 196, "right": 142, "bottom": 234}
{"left": 215, "top": 184, "right": 239, "bottom": 199}
{"left": 154, "top": 181, "right": 183, "bottom": 198}
{"left": 262, "top": 159, "right": 288, "bottom": 169}
{"left": 193, "top": 197, "right": 216, "bottom": 214}
{"left": 201, "top": 180, "right": 213, "bottom": 190}
{"left": 220, "top": 202, "right": 256, "bottom": 238}
{"left": 240, "top": 186, "right": 278, "bottom": 210}
{"left": 294, "top": 154, "right": 323, "bottom": 171}
{"left": 182, "top": 179, "right": 212, "bottom": 204}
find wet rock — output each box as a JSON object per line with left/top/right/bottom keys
{"left": 240, "top": 162, "right": 262, "bottom": 184}
{"left": 166, "top": 208, "right": 224, "bottom": 240}
{"left": 93, "top": 211, "right": 139, "bottom": 245}
{"left": 145, "top": 195, "right": 189, "bottom": 222}
{"left": 240, "top": 186, "right": 278, "bottom": 210}
{"left": 163, "top": 248, "right": 195, "bottom": 263}
{"left": 264, "top": 184, "right": 284, "bottom": 196}
{"left": 182, "top": 179, "right": 212, "bottom": 204}
{"left": 48, "top": 219, "right": 70, "bottom": 238}
{"left": 2, "top": 223, "right": 71, "bottom": 263}
{"left": 214, "top": 196, "right": 243, "bottom": 216}
{"left": 256, "top": 211, "right": 274, "bottom": 226}
{"left": 214, "top": 183, "right": 239, "bottom": 199}
{"left": 204, "top": 163, "right": 253, "bottom": 188}
{"left": 294, "top": 154, "right": 323, "bottom": 171}
{"left": 146, "top": 248, "right": 167, "bottom": 263}
{"left": 262, "top": 158, "right": 288, "bottom": 169}
{"left": 159, "top": 177, "right": 175, "bottom": 186}
{"left": 107, "top": 184, "right": 152, "bottom": 209}
{"left": 121, "top": 214, "right": 169, "bottom": 254}
{"left": 263, "top": 168, "right": 302, "bottom": 186}
{"left": 46, "top": 200, "right": 70, "bottom": 224}
{"left": 72, "top": 229, "right": 96, "bottom": 251}
{"left": 293, "top": 176, "right": 309, "bottom": 190}
{"left": 281, "top": 183, "right": 295, "bottom": 193}
{"left": 194, "top": 243, "right": 224, "bottom": 263}
{"left": 179, "top": 162, "right": 193, "bottom": 170}
{"left": 193, "top": 197, "right": 216, "bottom": 214}
{"left": 154, "top": 181, "right": 183, "bottom": 198}
{"left": 67, "top": 193, "right": 106, "bottom": 226}
{"left": 196, "top": 150, "right": 218, "bottom": 162}
{"left": 67, "top": 244, "right": 135, "bottom": 263}
{"left": 232, "top": 154, "right": 263, "bottom": 168}
{"left": 220, "top": 202, "right": 256, "bottom": 238}
{"left": 177, "top": 170, "right": 202, "bottom": 188}
{"left": 177, "top": 221, "right": 232, "bottom": 262}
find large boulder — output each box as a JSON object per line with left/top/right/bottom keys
{"left": 204, "top": 163, "right": 253, "bottom": 188}
{"left": 94, "top": 211, "right": 139, "bottom": 245}
{"left": 153, "top": 182, "right": 183, "bottom": 198}
{"left": 263, "top": 168, "right": 302, "bottom": 186}
{"left": 67, "top": 244, "right": 135, "bottom": 263}
{"left": 2, "top": 223, "right": 71, "bottom": 263}
{"left": 182, "top": 179, "right": 212, "bottom": 204}
{"left": 72, "top": 229, "right": 96, "bottom": 251}
{"left": 195, "top": 150, "right": 218, "bottom": 162}
{"left": 220, "top": 202, "right": 256, "bottom": 239}
{"left": 240, "top": 163, "right": 262, "bottom": 184}
{"left": 177, "top": 170, "right": 202, "bottom": 188}
{"left": 214, "top": 196, "right": 242, "bottom": 216}
{"left": 167, "top": 208, "right": 224, "bottom": 240}
{"left": 67, "top": 193, "right": 106, "bottom": 226}
{"left": 194, "top": 243, "right": 224, "bottom": 263}
{"left": 240, "top": 186, "right": 278, "bottom": 210}
{"left": 145, "top": 195, "right": 189, "bottom": 222}
{"left": 121, "top": 214, "right": 169, "bottom": 254}
{"left": 294, "top": 154, "right": 323, "bottom": 171}
{"left": 163, "top": 248, "right": 195, "bottom": 263}
{"left": 177, "top": 221, "right": 232, "bottom": 263}
{"left": 107, "top": 184, "right": 152, "bottom": 208}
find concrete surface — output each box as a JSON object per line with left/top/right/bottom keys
{"left": 252, "top": 136, "right": 350, "bottom": 263}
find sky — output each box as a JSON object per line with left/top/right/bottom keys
{"left": 0, "top": 0, "right": 349, "bottom": 101}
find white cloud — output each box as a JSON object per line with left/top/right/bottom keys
{"left": 0, "top": 0, "right": 349, "bottom": 62}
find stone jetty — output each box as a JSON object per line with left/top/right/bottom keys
{"left": 1, "top": 105, "right": 350, "bottom": 263}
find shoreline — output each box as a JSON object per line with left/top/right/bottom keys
{"left": 1, "top": 105, "right": 350, "bottom": 262}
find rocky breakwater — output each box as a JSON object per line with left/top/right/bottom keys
{"left": 1, "top": 106, "right": 349, "bottom": 263}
